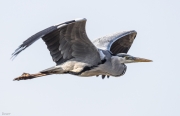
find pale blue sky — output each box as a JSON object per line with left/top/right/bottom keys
{"left": 0, "top": 0, "right": 180, "bottom": 116}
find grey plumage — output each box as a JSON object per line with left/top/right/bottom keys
{"left": 93, "top": 30, "right": 136, "bottom": 54}
{"left": 13, "top": 18, "right": 101, "bottom": 66}
{"left": 12, "top": 18, "right": 152, "bottom": 81}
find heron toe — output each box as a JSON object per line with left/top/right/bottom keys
{"left": 13, "top": 73, "right": 31, "bottom": 81}
{"left": 22, "top": 73, "right": 30, "bottom": 77}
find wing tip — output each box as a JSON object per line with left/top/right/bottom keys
{"left": 55, "top": 18, "right": 87, "bottom": 27}
{"left": 75, "top": 18, "right": 87, "bottom": 22}
{"left": 129, "top": 30, "right": 137, "bottom": 35}
{"left": 11, "top": 45, "right": 27, "bottom": 59}
{"left": 118, "top": 30, "right": 137, "bottom": 35}
{"left": 114, "top": 30, "right": 137, "bottom": 39}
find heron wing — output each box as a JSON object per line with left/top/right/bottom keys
{"left": 12, "top": 18, "right": 101, "bottom": 65}
{"left": 93, "top": 30, "right": 137, "bottom": 54}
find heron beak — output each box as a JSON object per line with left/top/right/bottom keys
{"left": 134, "top": 57, "right": 153, "bottom": 62}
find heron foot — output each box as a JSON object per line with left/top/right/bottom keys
{"left": 13, "top": 73, "right": 33, "bottom": 81}
{"left": 101, "top": 75, "right": 110, "bottom": 79}
{"left": 13, "top": 72, "right": 49, "bottom": 81}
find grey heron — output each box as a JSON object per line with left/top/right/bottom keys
{"left": 12, "top": 18, "right": 152, "bottom": 81}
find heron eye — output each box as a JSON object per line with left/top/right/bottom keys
{"left": 125, "top": 56, "right": 129, "bottom": 59}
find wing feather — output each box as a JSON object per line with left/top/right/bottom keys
{"left": 12, "top": 18, "right": 101, "bottom": 66}
{"left": 11, "top": 26, "right": 57, "bottom": 59}
{"left": 93, "top": 30, "right": 137, "bottom": 54}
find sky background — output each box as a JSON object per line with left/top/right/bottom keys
{"left": 0, "top": 0, "right": 180, "bottom": 116}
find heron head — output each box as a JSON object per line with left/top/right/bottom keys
{"left": 116, "top": 53, "right": 152, "bottom": 63}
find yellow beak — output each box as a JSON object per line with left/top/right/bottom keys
{"left": 134, "top": 57, "right": 153, "bottom": 62}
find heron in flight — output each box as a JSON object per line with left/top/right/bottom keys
{"left": 12, "top": 18, "right": 152, "bottom": 81}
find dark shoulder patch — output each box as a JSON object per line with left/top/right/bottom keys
{"left": 66, "top": 59, "right": 106, "bottom": 76}
{"left": 101, "top": 59, "right": 106, "bottom": 64}
{"left": 65, "top": 66, "right": 91, "bottom": 75}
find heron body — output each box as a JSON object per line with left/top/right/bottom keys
{"left": 12, "top": 18, "right": 152, "bottom": 81}
{"left": 42, "top": 50, "right": 126, "bottom": 77}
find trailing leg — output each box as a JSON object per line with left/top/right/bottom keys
{"left": 13, "top": 72, "right": 51, "bottom": 81}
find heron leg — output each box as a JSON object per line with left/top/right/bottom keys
{"left": 102, "top": 75, "right": 105, "bottom": 79}
{"left": 13, "top": 72, "right": 49, "bottom": 81}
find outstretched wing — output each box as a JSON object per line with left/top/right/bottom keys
{"left": 12, "top": 18, "right": 101, "bottom": 65}
{"left": 93, "top": 30, "right": 137, "bottom": 54}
